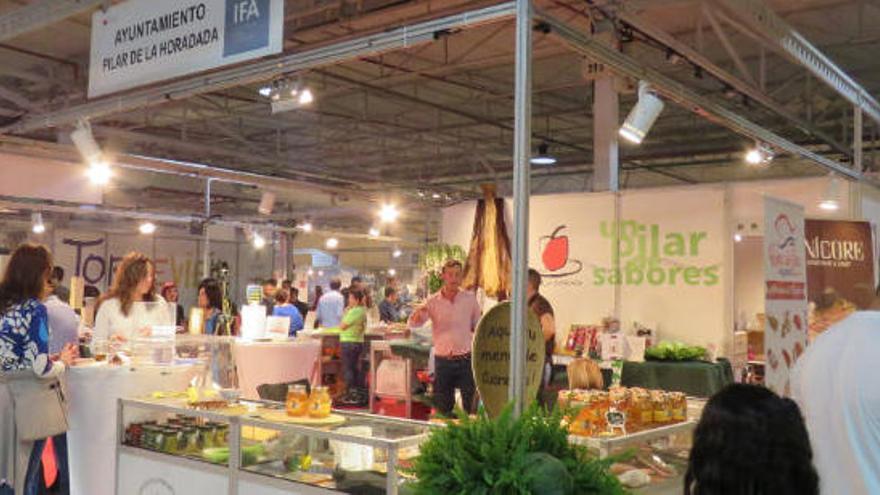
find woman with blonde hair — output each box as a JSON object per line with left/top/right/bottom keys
{"left": 94, "top": 252, "right": 169, "bottom": 342}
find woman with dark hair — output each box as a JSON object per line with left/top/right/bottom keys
{"left": 685, "top": 384, "right": 819, "bottom": 495}
{"left": 94, "top": 252, "right": 168, "bottom": 342}
{"left": 0, "top": 244, "right": 77, "bottom": 495}
{"left": 197, "top": 278, "right": 228, "bottom": 335}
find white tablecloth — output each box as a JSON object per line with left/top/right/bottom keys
{"left": 233, "top": 340, "right": 321, "bottom": 399}
{"left": 65, "top": 363, "right": 198, "bottom": 495}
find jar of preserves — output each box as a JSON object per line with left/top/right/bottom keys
{"left": 590, "top": 392, "right": 609, "bottom": 435}
{"left": 286, "top": 384, "right": 309, "bottom": 417}
{"left": 308, "top": 386, "right": 332, "bottom": 418}
{"left": 651, "top": 391, "right": 671, "bottom": 425}
{"left": 161, "top": 427, "right": 180, "bottom": 454}
{"left": 180, "top": 427, "right": 199, "bottom": 454}
{"left": 142, "top": 425, "right": 159, "bottom": 450}
{"left": 198, "top": 425, "right": 216, "bottom": 449}
{"left": 629, "top": 389, "right": 652, "bottom": 430}
{"left": 670, "top": 392, "right": 687, "bottom": 422}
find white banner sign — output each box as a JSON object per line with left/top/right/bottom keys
{"left": 763, "top": 196, "right": 809, "bottom": 396}
{"left": 89, "top": 0, "right": 284, "bottom": 98}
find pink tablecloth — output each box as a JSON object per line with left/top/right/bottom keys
{"left": 233, "top": 340, "right": 322, "bottom": 399}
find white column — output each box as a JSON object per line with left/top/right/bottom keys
{"left": 593, "top": 76, "right": 619, "bottom": 192}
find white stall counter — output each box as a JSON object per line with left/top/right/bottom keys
{"left": 65, "top": 363, "right": 198, "bottom": 495}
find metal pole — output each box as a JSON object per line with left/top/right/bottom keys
{"left": 509, "top": 0, "right": 532, "bottom": 417}
{"left": 202, "top": 178, "right": 213, "bottom": 279}
{"left": 855, "top": 106, "right": 864, "bottom": 172}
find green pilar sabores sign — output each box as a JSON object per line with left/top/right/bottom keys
{"left": 472, "top": 302, "right": 544, "bottom": 418}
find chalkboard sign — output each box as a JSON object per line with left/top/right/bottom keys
{"left": 472, "top": 302, "right": 544, "bottom": 418}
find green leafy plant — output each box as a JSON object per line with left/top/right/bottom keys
{"left": 407, "top": 404, "right": 627, "bottom": 495}
{"left": 418, "top": 243, "right": 466, "bottom": 293}
{"left": 644, "top": 341, "right": 707, "bottom": 361}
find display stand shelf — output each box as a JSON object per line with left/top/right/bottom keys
{"left": 116, "top": 397, "right": 434, "bottom": 495}
{"left": 568, "top": 420, "right": 696, "bottom": 458}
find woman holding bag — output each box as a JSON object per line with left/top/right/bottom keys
{"left": 0, "top": 244, "right": 77, "bottom": 495}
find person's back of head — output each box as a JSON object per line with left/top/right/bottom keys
{"left": 52, "top": 265, "right": 65, "bottom": 284}
{"left": 275, "top": 288, "right": 290, "bottom": 305}
{"left": 384, "top": 287, "right": 396, "bottom": 300}
{"left": 685, "top": 384, "right": 819, "bottom": 495}
{"left": 329, "top": 278, "right": 342, "bottom": 291}
{"left": 0, "top": 243, "right": 53, "bottom": 313}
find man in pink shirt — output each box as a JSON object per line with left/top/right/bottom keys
{"left": 409, "top": 260, "right": 482, "bottom": 415}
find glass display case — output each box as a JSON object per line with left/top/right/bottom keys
{"left": 116, "top": 397, "right": 434, "bottom": 494}
{"left": 566, "top": 399, "right": 701, "bottom": 495}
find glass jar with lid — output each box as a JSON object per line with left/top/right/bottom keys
{"left": 286, "top": 384, "right": 310, "bottom": 417}
{"left": 308, "top": 386, "right": 332, "bottom": 418}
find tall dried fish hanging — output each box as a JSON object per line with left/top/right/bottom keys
{"left": 462, "top": 184, "right": 513, "bottom": 299}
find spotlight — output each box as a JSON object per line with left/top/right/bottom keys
{"left": 431, "top": 192, "right": 441, "bottom": 200}
{"left": 378, "top": 203, "right": 400, "bottom": 223}
{"left": 253, "top": 232, "right": 266, "bottom": 249}
{"left": 70, "top": 119, "right": 102, "bottom": 164}
{"left": 417, "top": 190, "right": 426, "bottom": 198}
{"left": 388, "top": 268, "right": 397, "bottom": 276}
{"left": 619, "top": 81, "right": 664, "bottom": 144}
{"left": 734, "top": 233, "right": 743, "bottom": 243}
{"left": 818, "top": 200, "right": 839, "bottom": 211}
{"left": 745, "top": 143, "right": 774, "bottom": 166}
{"left": 298, "top": 221, "right": 313, "bottom": 232}
{"left": 392, "top": 248, "right": 402, "bottom": 258}
{"left": 267, "top": 78, "right": 316, "bottom": 114}
{"left": 307, "top": 268, "right": 314, "bottom": 276}
{"left": 530, "top": 142, "right": 557, "bottom": 165}
{"left": 257, "top": 191, "right": 276, "bottom": 215}
{"left": 325, "top": 237, "right": 339, "bottom": 249}
{"left": 86, "top": 161, "right": 113, "bottom": 185}
{"left": 369, "top": 227, "right": 381, "bottom": 238}
{"left": 819, "top": 175, "right": 842, "bottom": 211}
{"left": 31, "top": 213, "right": 45, "bottom": 234}
{"left": 139, "top": 222, "right": 157, "bottom": 235}
{"left": 318, "top": 270, "right": 324, "bottom": 277}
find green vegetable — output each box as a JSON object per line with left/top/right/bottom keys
{"left": 523, "top": 452, "right": 573, "bottom": 495}
{"left": 202, "top": 447, "right": 230, "bottom": 464}
{"left": 241, "top": 444, "right": 265, "bottom": 467}
{"left": 644, "top": 341, "right": 707, "bottom": 361}
{"left": 407, "top": 403, "right": 625, "bottom": 495}
{"left": 201, "top": 444, "right": 265, "bottom": 466}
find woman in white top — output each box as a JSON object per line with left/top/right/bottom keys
{"left": 94, "top": 252, "right": 168, "bottom": 342}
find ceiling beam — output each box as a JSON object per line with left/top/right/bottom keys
{"left": 604, "top": 2, "right": 853, "bottom": 157}
{"left": 713, "top": 0, "right": 880, "bottom": 125}
{"left": 539, "top": 10, "right": 862, "bottom": 180}
{"left": 0, "top": 86, "right": 39, "bottom": 112}
{"left": 1, "top": 1, "right": 517, "bottom": 135}
{"left": 0, "top": 0, "right": 102, "bottom": 43}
